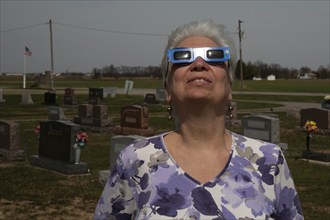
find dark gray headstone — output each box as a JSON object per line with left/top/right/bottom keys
{"left": 89, "top": 88, "right": 103, "bottom": 105}
{"left": 44, "top": 91, "right": 56, "bottom": 105}
{"left": 144, "top": 93, "right": 159, "bottom": 104}
{"left": 38, "top": 120, "right": 79, "bottom": 163}
{"left": 0, "top": 120, "right": 24, "bottom": 160}
{"left": 300, "top": 108, "right": 330, "bottom": 129}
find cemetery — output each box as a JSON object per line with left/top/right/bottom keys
{"left": 0, "top": 78, "right": 329, "bottom": 219}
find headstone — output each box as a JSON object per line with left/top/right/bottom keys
{"left": 120, "top": 105, "right": 149, "bottom": 129}
{"left": 144, "top": 93, "right": 159, "bottom": 105}
{"left": 73, "top": 104, "right": 112, "bottom": 132}
{"left": 89, "top": 88, "right": 103, "bottom": 105}
{"left": 30, "top": 120, "right": 89, "bottom": 174}
{"left": 0, "top": 120, "right": 25, "bottom": 161}
{"left": 0, "top": 88, "right": 5, "bottom": 102}
{"left": 156, "top": 88, "right": 166, "bottom": 102}
{"left": 113, "top": 105, "right": 154, "bottom": 136}
{"left": 109, "top": 135, "right": 144, "bottom": 170}
{"left": 99, "top": 135, "right": 144, "bottom": 185}
{"left": 103, "top": 87, "right": 117, "bottom": 98}
{"left": 44, "top": 90, "right": 56, "bottom": 105}
{"left": 78, "top": 104, "right": 93, "bottom": 118}
{"left": 21, "top": 94, "right": 34, "bottom": 104}
{"left": 242, "top": 114, "right": 280, "bottom": 144}
{"left": 62, "top": 88, "right": 77, "bottom": 105}
{"left": 300, "top": 108, "right": 330, "bottom": 130}
{"left": 93, "top": 105, "right": 108, "bottom": 119}
{"left": 321, "top": 96, "right": 330, "bottom": 110}
{"left": 48, "top": 106, "right": 67, "bottom": 121}
{"left": 124, "top": 80, "right": 134, "bottom": 94}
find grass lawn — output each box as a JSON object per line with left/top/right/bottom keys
{"left": 0, "top": 78, "right": 329, "bottom": 219}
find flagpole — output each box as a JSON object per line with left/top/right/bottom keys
{"left": 23, "top": 50, "right": 26, "bottom": 89}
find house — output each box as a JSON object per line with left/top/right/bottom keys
{"left": 297, "top": 73, "right": 317, "bottom": 79}
{"left": 267, "top": 74, "right": 276, "bottom": 81}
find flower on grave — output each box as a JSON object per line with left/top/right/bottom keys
{"left": 304, "top": 120, "right": 318, "bottom": 151}
{"left": 35, "top": 124, "right": 40, "bottom": 139}
{"left": 73, "top": 131, "right": 88, "bottom": 150}
{"left": 304, "top": 120, "right": 318, "bottom": 134}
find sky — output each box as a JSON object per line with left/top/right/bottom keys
{"left": 0, "top": 0, "right": 329, "bottom": 74}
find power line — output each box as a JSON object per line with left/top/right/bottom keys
{"left": 0, "top": 23, "right": 46, "bottom": 33}
{"left": 53, "top": 22, "right": 168, "bottom": 37}
{"left": 247, "top": 14, "right": 329, "bottom": 23}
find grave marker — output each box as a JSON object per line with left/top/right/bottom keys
{"left": 63, "top": 88, "right": 77, "bottom": 105}
{"left": 242, "top": 114, "right": 280, "bottom": 144}
{"left": 0, "top": 120, "right": 25, "bottom": 161}
{"left": 44, "top": 90, "right": 56, "bottom": 105}
{"left": 156, "top": 88, "right": 166, "bottom": 102}
{"left": 124, "top": 80, "right": 134, "bottom": 95}
{"left": 48, "top": 106, "right": 67, "bottom": 121}
{"left": 30, "top": 120, "right": 89, "bottom": 174}
{"left": 120, "top": 105, "right": 149, "bottom": 129}
{"left": 103, "top": 87, "right": 117, "bottom": 98}
{"left": 300, "top": 108, "right": 330, "bottom": 130}
{"left": 21, "top": 94, "right": 34, "bottom": 104}
{"left": 144, "top": 93, "right": 159, "bottom": 105}
{"left": 0, "top": 88, "right": 5, "bottom": 102}
{"left": 99, "top": 135, "right": 144, "bottom": 185}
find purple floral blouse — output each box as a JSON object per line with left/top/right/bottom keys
{"left": 94, "top": 132, "right": 303, "bottom": 220}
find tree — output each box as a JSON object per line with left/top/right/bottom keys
{"left": 317, "top": 65, "right": 330, "bottom": 79}
{"left": 299, "top": 66, "right": 311, "bottom": 73}
{"left": 91, "top": 68, "right": 102, "bottom": 79}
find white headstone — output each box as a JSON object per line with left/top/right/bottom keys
{"left": 124, "top": 80, "right": 134, "bottom": 94}
{"left": 156, "top": 88, "right": 166, "bottom": 102}
{"left": 21, "top": 94, "right": 34, "bottom": 104}
{"left": 103, "top": 87, "right": 117, "bottom": 98}
{"left": 48, "top": 106, "right": 67, "bottom": 121}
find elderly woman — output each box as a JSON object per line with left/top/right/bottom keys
{"left": 94, "top": 20, "right": 303, "bottom": 220}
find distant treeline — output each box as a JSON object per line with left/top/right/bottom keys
{"left": 88, "top": 60, "right": 329, "bottom": 80}
{"left": 22, "top": 60, "right": 324, "bottom": 80}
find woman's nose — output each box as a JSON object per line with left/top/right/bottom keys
{"left": 189, "top": 56, "right": 210, "bottom": 71}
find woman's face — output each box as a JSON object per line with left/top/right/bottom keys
{"left": 167, "top": 36, "right": 232, "bottom": 108}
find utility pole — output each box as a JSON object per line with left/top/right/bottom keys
{"left": 49, "top": 19, "right": 54, "bottom": 90}
{"left": 238, "top": 19, "right": 244, "bottom": 89}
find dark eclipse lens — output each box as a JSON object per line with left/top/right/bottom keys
{"left": 173, "top": 51, "right": 191, "bottom": 60}
{"left": 207, "top": 50, "right": 224, "bottom": 59}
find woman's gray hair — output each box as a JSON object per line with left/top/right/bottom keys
{"left": 161, "top": 19, "right": 237, "bottom": 86}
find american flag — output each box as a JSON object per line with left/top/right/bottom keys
{"left": 25, "top": 46, "right": 32, "bottom": 56}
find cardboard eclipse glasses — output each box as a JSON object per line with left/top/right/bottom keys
{"left": 167, "top": 47, "right": 230, "bottom": 64}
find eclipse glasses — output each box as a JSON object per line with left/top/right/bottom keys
{"left": 167, "top": 47, "right": 230, "bottom": 64}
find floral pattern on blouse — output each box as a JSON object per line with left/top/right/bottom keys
{"left": 94, "top": 132, "right": 303, "bottom": 220}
